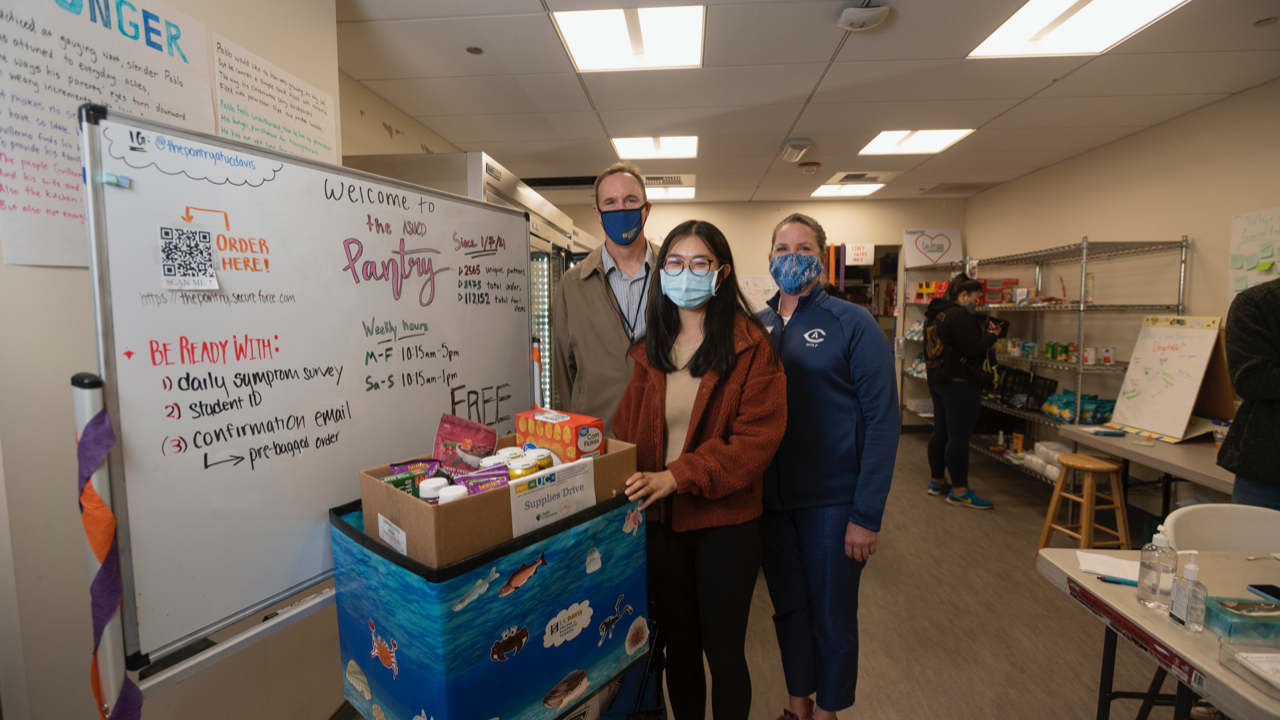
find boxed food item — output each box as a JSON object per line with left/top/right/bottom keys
{"left": 933, "top": 280, "right": 950, "bottom": 299}
{"left": 516, "top": 409, "right": 606, "bottom": 462}
{"left": 360, "top": 435, "right": 637, "bottom": 568}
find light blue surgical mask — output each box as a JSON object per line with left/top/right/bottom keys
{"left": 661, "top": 268, "right": 720, "bottom": 309}
{"left": 769, "top": 253, "right": 823, "bottom": 295}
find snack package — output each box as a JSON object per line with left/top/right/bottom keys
{"left": 378, "top": 469, "right": 428, "bottom": 495}
{"left": 433, "top": 414, "right": 498, "bottom": 479}
{"left": 455, "top": 466, "right": 511, "bottom": 495}
{"left": 516, "top": 410, "right": 605, "bottom": 462}
{"left": 391, "top": 457, "right": 444, "bottom": 476}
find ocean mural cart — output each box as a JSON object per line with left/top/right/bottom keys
{"left": 331, "top": 495, "right": 650, "bottom": 720}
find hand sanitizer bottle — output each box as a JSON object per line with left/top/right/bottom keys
{"left": 1137, "top": 525, "right": 1177, "bottom": 610}
{"left": 1169, "top": 551, "right": 1207, "bottom": 632}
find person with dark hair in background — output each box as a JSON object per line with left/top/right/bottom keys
{"left": 1217, "top": 277, "right": 1280, "bottom": 511}
{"left": 757, "top": 213, "right": 899, "bottom": 720}
{"left": 923, "top": 273, "right": 1001, "bottom": 509}
{"left": 553, "top": 161, "right": 660, "bottom": 437}
{"left": 613, "top": 220, "right": 786, "bottom": 720}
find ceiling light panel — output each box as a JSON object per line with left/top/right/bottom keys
{"left": 859, "top": 130, "right": 974, "bottom": 155}
{"left": 612, "top": 136, "right": 699, "bottom": 159}
{"left": 969, "top": 0, "right": 1192, "bottom": 58}
{"left": 554, "top": 6, "right": 704, "bottom": 72}
{"left": 649, "top": 187, "right": 696, "bottom": 200}
{"left": 812, "top": 184, "right": 884, "bottom": 197}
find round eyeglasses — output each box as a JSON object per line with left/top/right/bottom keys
{"left": 662, "top": 257, "right": 716, "bottom": 276}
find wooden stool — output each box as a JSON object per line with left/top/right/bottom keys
{"left": 1037, "top": 454, "right": 1132, "bottom": 551}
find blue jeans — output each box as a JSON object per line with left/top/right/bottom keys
{"left": 760, "top": 505, "right": 865, "bottom": 713}
{"left": 1232, "top": 475, "right": 1280, "bottom": 512}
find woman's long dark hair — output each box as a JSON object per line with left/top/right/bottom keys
{"left": 645, "top": 220, "right": 777, "bottom": 378}
{"left": 945, "top": 273, "right": 984, "bottom": 302}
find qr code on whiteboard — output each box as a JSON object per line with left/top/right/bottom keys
{"left": 160, "top": 227, "right": 218, "bottom": 290}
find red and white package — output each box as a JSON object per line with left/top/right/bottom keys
{"left": 432, "top": 413, "right": 498, "bottom": 479}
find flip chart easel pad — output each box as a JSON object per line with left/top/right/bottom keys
{"left": 1112, "top": 317, "right": 1220, "bottom": 440}
{"left": 86, "top": 114, "right": 531, "bottom": 656}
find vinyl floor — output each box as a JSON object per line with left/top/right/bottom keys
{"left": 674, "top": 433, "right": 1179, "bottom": 720}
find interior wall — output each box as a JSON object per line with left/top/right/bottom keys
{"left": 0, "top": 1, "right": 343, "bottom": 719}
{"left": 0, "top": 437, "right": 32, "bottom": 720}
{"left": 563, "top": 199, "right": 967, "bottom": 276}
{"left": 339, "top": 72, "right": 461, "bottom": 156}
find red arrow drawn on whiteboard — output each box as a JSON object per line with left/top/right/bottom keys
{"left": 181, "top": 207, "right": 229, "bottom": 230}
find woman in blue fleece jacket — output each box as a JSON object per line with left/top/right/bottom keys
{"left": 757, "top": 214, "right": 899, "bottom": 720}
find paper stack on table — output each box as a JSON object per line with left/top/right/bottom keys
{"left": 1237, "top": 653, "right": 1280, "bottom": 690}
{"left": 1076, "top": 551, "right": 1140, "bottom": 582}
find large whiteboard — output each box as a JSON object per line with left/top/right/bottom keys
{"left": 82, "top": 110, "right": 531, "bottom": 658}
{"left": 1112, "top": 317, "right": 1220, "bottom": 439}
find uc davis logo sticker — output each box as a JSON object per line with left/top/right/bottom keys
{"left": 804, "top": 329, "right": 826, "bottom": 347}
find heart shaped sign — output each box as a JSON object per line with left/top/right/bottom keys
{"left": 916, "top": 233, "right": 952, "bottom": 264}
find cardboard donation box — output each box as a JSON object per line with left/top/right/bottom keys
{"left": 331, "top": 495, "right": 649, "bottom": 720}
{"left": 361, "top": 436, "right": 637, "bottom": 568}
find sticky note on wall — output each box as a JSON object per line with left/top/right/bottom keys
{"left": 1259, "top": 261, "right": 1275, "bottom": 271}
{"left": 1234, "top": 276, "right": 1248, "bottom": 292}
{"left": 1246, "top": 253, "right": 1259, "bottom": 270}
{"left": 1231, "top": 254, "right": 1244, "bottom": 269}
{"left": 1261, "top": 243, "right": 1275, "bottom": 259}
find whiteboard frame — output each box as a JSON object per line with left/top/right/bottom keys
{"left": 79, "top": 106, "right": 533, "bottom": 667}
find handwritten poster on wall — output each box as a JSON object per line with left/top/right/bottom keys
{"left": 1111, "top": 316, "right": 1220, "bottom": 440}
{"left": 212, "top": 34, "right": 336, "bottom": 165}
{"left": 0, "top": 0, "right": 212, "bottom": 267}
{"left": 738, "top": 274, "right": 777, "bottom": 313}
{"left": 1228, "top": 205, "right": 1280, "bottom": 305}
{"left": 903, "top": 228, "right": 963, "bottom": 269}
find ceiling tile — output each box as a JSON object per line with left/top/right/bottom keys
{"left": 985, "top": 94, "right": 1230, "bottom": 129}
{"left": 627, "top": 156, "right": 775, "bottom": 175}
{"left": 704, "top": 2, "right": 848, "bottom": 67}
{"left": 599, "top": 105, "right": 802, "bottom": 137}
{"left": 1109, "top": 0, "right": 1280, "bottom": 55}
{"left": 583, "top": 65, "right": 825, "bottom": 111}
{"left": 454, "top": 139, "right": 618, "bottom": 163}
{"left": 793, "top": 98, "right": 1020, "bottom": 134}
{"left": 1036, "top": 51, "right": 1280, "bottom": 98}
{"left": 834, "top": 0, "right": 1030, "bottom": 62}
{"left": 948, "top": 126, "right": 1146, "bottom": 152}
{"left": 338, "top": 14, "right": 571, "bottom": 79}
{"left": 502, "top": 160, "right": 625, "bottom": 178}
{"left": 890, "top": 167, "right": 1041, "bottom": 185}
{"left": 661, "top": 187, "right": 756, "bottom": 202}
{"left": 814, "top": 57, "right": 1088, "bottom": 103}
{"left": 364, "top": 75, "right": 591, "bottom": 116}
{"left": 794, "top": 142, "right": 932, "bottom": 170}
{"left": 910, "top": 149, "right": 1077, "bottom": 171}
{"left": 418, "top": 112, "right": 605, "bottom": 143}
{"left": 760, "top": 155, "right": 928, "bottom": 185}
{"left": 691, "top": 172, "right": 768, "bottom": 188}
{"left": 337, "top": 0, "right": 544, "bottom": 22}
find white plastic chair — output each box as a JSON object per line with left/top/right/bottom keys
{"left": 1163, "top": 503, "right": 1280, "bottom": 552}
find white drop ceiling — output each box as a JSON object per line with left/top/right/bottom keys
{"left": 336, "top": 0, "right": 1280, "bottom": 205}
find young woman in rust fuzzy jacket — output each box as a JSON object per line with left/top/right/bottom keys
{"left": 613, "top": 219, "right": 786, "bottom": 720}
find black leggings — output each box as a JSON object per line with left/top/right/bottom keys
{"left": 647, "top": 518, "right": 760, "bottom": 720}
{"left": 928, "top": 381, "right": 982, "bottom": 488}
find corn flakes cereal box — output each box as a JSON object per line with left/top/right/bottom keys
{"left": 516, "top": 410, "right": 606, "bottom": 461}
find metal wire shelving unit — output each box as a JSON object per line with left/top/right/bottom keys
{"left": 898, "top": 236, "right": 1190, "bottom": 485}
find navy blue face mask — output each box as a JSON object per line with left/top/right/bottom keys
{"left": 600, "top": 207, "right": 646, "bottom": 246}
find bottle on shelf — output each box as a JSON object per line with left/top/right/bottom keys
{"left": 1169, "top": 551, "right": 1207, "bottom": 632}
{"left": 1137, "top": 525, "right": 1177, "bottom": 610}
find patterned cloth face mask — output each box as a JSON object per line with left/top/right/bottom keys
{"left": 769, "top": 253, "right": 823, "bottom": 295}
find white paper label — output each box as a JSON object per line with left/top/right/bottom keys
{"left": 377, "top": 513, "right": 407, "bottom": 555}
{"left": 509, "top": 458, "right": 596, "bottom": 537}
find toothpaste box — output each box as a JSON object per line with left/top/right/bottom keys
{"left": 516, "top": 410, "right": 606, "bottom": 462}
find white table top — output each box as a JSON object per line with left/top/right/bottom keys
{"left": 1058, "top": 425, "right": 1235, "bottom": 495}
{"left": 1037, "top": 548, "right": 1280, "bottom": 720}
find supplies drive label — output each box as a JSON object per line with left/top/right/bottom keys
{"left": 378, "top": 514, "right": 407, "bottom": 556}
{"left": 509, "top": 458, "right": 596, "bottom": 537}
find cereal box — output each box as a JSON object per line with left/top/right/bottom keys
{"left": 516, "top": 410, "right": 606, "bottom": 462}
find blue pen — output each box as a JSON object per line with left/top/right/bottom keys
{"left": 1099, "top": 576, "right": 1138, "bottom": 587}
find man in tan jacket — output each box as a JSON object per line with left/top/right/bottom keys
{"left": 553, "top": 161, "right": 659, "bottom": 437}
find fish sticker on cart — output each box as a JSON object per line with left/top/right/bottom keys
{"left": 454, "top": 567, "right": 500, "bottom": 611}
{"left": 622, "top": 507, "right": 642, "bottom": 535}
{"left": 490, "top": 625, "right": 530, "bottom": 662}
{"left": 499, "top": 550, "right": 547, "bottom": 597}
{"left": 369, "top": 620, "right": 399, "bottom": 679}
{"left": 597, "top": 595, "right": 633, "bottom": 646}
{"left": 624, "top": 616, "right": 649, "bottom": 656}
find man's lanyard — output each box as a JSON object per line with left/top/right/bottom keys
{"left": 610, "top": 264, "right": 651, "bottom": 342}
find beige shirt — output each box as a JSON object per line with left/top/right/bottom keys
{"left": 664, "top": 342, "right": 702, "bottom": 467}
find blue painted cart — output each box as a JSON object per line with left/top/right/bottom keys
{"left": 331, "top": 496, "right": 649, "bottom": 720}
